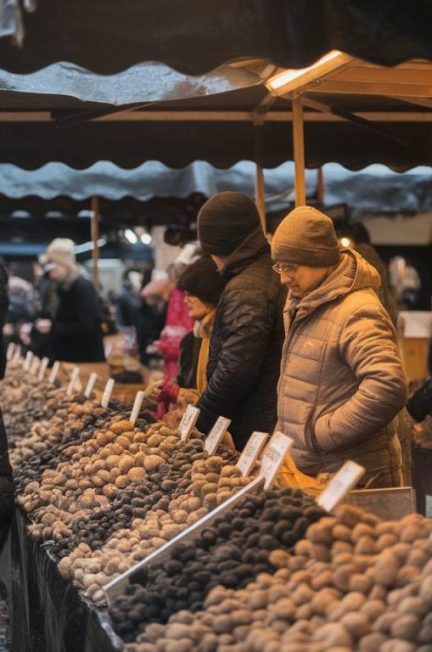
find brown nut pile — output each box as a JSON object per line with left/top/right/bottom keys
{"left": 127, "top": 506, "right": 432, "bottom": 652}
{"left": 59, "top": 456, "right": 250, "bottom": 605}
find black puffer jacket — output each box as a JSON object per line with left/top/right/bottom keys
{"left": 197, "top": 228, "right": 285, "bottom": 450}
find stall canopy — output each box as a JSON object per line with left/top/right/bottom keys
{"left": 1, "top": 161, "right": 431, "bottom": 220}
{"left": 0, "top": 1, "right": 431, "bottom": 74}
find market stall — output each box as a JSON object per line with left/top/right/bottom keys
{"left": 0, "top": 349, "right": 430, "bottom": 651}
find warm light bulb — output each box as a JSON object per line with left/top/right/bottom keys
{"left": 340, "top": 237, "right": 351, "bottom": 248}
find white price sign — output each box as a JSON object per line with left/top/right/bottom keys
{"left": 317, "top": 460, "right": 365, "bottom": 512}
{"left": 38, "top": 357, "right": 50, "bottom": 381}
{"left": 48, "top": 360, "right": 60, "bottom": 384}
{"left": 12, "top": 345, "right": 21, "bottom": 362}
{"left": 101, "top": 378, "right": 115, "bottom": 408}
{"left": 237, "top": 431, "right": 269, "bottom": 477}
{"left": 30, "top": 357, "right": 40, "bottom": 375}
{"left": 178, "top": 405, "right": 200, "bottom": 441}
{"left": 6, "top": 343, "right": 15, "bottom": 361}
{"left": 130, "top": 390, "right": 145, "bottom": 426}
{"left": 260, "top": 431, "right": 293, "bottom": 489}
{"left": 66, "top": 366, "right": 80, "bottom": 397}
{"left": 204, "top": 416, "right": 231, "bottom": 455}
{"left": 23, "top": 351, "right": 33, "bottom": 371}
{"left": 84, "top": 372, "right": 98, "bottom": 399}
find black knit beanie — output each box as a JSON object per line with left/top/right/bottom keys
{"left": 177, "top": 256, "right": 224, "bottom": 306}
{"left": 198, "top": 191, "right": 261, "bottom": 256}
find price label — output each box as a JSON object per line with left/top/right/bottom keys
{"left": 66, "top": 367, "right": 80, "bottom": 397}
{"left": 23, "top": 351, "right": 33, "bottom": 371}
{"left": 260, "top": 431, "right": 293, "bottom": 489}
{"left": 101, "top": 378, "right": 115, "bottom": 408}
{"left": 48, "top": 360, "right": 60, "bottom": 384}
{"left": 30, "top": 357, "right": 40, "bottom": 375}
{"left": 6, "top": 343, "right": 15, "bottom": 361}
{"left": 204, "top": 416, "right": 231, "bottom": 455}
{"left": 237, "top": 431, "right": 269, "bottom": 477}
{"left": 84, "top": 372, "right": 98, "bottom": 399}
{"left": 317, "top": 460, "right": 365, "bottom": 512}
{"left": 12, "top": 345, "right": 21, "bottom": 362}
{"left": 38, "top": 357, "right": 50, "bottom": 381}
{"left": 130, "top": 391, "right": 145, "bottom": 426}
{"left": 178, "top": 405, "right": 200, "bottom": 441}
{"left": 104, "top": 343, "right": 113, "bottom": 358}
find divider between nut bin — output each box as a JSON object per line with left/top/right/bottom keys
{"left": 103, "top": 474, "right": 266, "bottom": 605}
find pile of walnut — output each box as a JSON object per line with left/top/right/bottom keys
{"left": 127, "top": 505, "right": 432, "bottom": 652}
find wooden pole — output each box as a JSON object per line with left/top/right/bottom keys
{"left": 317, "top": 167, "right": 325, "bottom": 206}
{"left": 91, "top": 196, "right": 100, "bottom": 289}
{"left": 255, "top": 164, "right": 267, "bottom": 235}
{"left": 292, "top": 97, "right": 306, "bottom": 206}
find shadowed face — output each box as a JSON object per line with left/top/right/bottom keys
{"left": 273, "top": 262, "right": 333, "bottom": 299}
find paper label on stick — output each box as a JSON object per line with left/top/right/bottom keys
{"left": 23, "top": 351, "right": 33, "bottom": 371}
{"left": 12, "top": 346, "right": 21, "bottom": 362}
{"left": 84, "top": 372, "right": 98, "bottom": 398}
{"left": 237, "top": 431, "right": 269, "bottom": 477}
{"left": 6, "top": 343, "right": 14, "bottom": 361}
{"left": 130, "top": 391, "right": 145, "bottom": 426}
{"left": 260, "top": 431, "right": 293, "bottom": 489}
{"left": 101, "top": 378, "right": 115, "bottom": 408}
{"left": 66, "top": 367, "right": 80, "bottom": 397}
{"left": 178, "top": 405, "right": 200, "bottom": 441}
{"left": 38, "top": 357, "right": 49, "bottom": 381}
{"left": 30, "top": 357, "right": 40, "bottom": 375}
{"left": 204, "top": 417, "right": 231, "bottom": 455}
{"left": 317, "top": 460, "right": 365, "bottom": 512}
{"left": 48, "top": 360, "right": 60, "bottom": 384}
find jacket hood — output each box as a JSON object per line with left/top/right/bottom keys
{"left": 222, "top": 227, "right": 269, "bottom": 279}
{"left": 288, "top": 248, "right": 381, "bottom": 319}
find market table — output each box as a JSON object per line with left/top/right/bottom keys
{"left": 0, "top": 510, "right": 123, "bottom": 652}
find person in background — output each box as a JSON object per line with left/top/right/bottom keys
{"left": 43, "top": 238, "right": 105, "bottom": 363}
{"left": 138, "top": 277, "right": 170, "bottom": 366}
{"left": 195, "top": 191, "right": 285, "bottom": 450}
{"left": 154, "top": 256, "right": 224, "bottom": 412}
{"left": 272, "top": 206, "right": 408, "bottom": 488}
{"left": 115, "top": 268, "right": 143, "bottom": 329}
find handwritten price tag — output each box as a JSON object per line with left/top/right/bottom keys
{"left": 84, "top": 372, "right": 98, "bottom": 398}
{"left": 30, "top": 357, "right": 40, "bottom": 375}
{"left": 260, "top": 431, "right": 293, "bottom": 489}
{"left": 12, "top": 345, "right": 21, "bottom": 362}
{"left": 23, "top": 351, "right": 33, "bottom": 371}
{"left": 66, "top": 367, "right": 80, "bottom": 397}
{"left": 317, "top": 460, "right": 365, "bottom": 512}
{"left": 6, "top": 343, "right": 14, "bottom": 361}
{"left": 178, "top": 405, "right": 200, "bottom": 441}
{"left": 38, "top": 357, "right": 50, "bottom": 381}
{"left": 48, "top": 361, "right": 60, "bottom": 384}
{"left": 237, "top": 431, "right": 269, "bottom": 477}
{"left": 101, "top": 378, "right": 115, "bottom": 408}
{"left": 130, "top": 391, "right": 145, "bottom": 426}
{"left": 204, "top": 417, "right": 231, "bottom": 455}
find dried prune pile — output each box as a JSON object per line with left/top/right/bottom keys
{"left": 110, "top": 487, "right": 324, "bottom": 642}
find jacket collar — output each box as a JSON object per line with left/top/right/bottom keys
{"left": 285, "top": 248, "right": 381, "bottom": 321}
{"left": 221, "top": 227, "right": 269, "bottom": 280}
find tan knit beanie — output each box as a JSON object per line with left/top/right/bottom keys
{"left": 45, "top": 238, "right": 77, "bottom": 273}
{"left": 271, "top": 205, "right": 341, "bottom": 267}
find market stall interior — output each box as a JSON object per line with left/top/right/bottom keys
{"left": 1, "top": 3, "right": 432, "bottom": 651}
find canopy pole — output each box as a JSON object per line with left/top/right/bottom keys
{"left": 91, "top": 196, "right": 100, "bottom": 289}
{"left": 317, "top": 166, "right": 325, "bottom": 206}
{"left": 292, "top": 97, "right": 306, "bottom": 206}
{"left": 255, "top": 164, "right": 267, "bottom": 235}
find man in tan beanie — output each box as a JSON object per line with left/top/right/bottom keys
{"left": 271, "top": 206, "right": 407, "bottom": 487}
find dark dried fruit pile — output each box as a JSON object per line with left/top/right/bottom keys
{"left": 109, "top": 488, "right": 324, "bottom": 642}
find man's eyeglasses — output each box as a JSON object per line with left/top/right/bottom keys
{"left": 272, "top": 263, "right": 298, "bottom": 275}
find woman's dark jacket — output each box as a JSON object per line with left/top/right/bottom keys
{"left": 196, "top": 228, "right": 285, "bottom": 450}
{"left": 51, "top": 276, "right": 105, "bottom": 363}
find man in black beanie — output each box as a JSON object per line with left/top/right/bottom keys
{"left": 196, "top": 191, "right": 285, "bottom": 450}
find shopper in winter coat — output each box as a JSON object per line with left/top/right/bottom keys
{"left": 196, "top": 192, "right": 285, "bottom": 450}
{"left": 156, "top": 255, "right": 225, "bottom": 409}
{"left": 44, "top": 239, "right": 105, "bottom": 363}
{"left": 272, "top": 206, "right": 408, "bottom": 488}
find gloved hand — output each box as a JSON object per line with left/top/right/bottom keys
{"left": 406, "top": 378, "right": 432, "bottom": 422}
{"left": 158, "top": 381, "right": 179, "bottom": 404}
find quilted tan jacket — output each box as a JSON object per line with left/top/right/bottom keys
{"left": 277, "top": 249, "right": 408, "bottom": 487}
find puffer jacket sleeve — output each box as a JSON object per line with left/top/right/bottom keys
{"left": 314, "top": 305, "right": 408, "bottom": 452}
{"left": 196, "top": 286, "right": 275, "bottom": 433}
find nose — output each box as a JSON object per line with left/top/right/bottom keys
{"left": 280, "top": 270, "right": 294, "bottom": 285}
